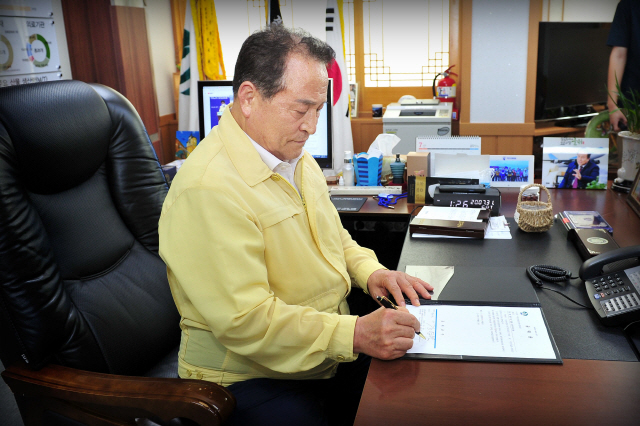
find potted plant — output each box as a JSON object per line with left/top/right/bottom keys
{"left": 610, "top": 78, "right": 640, "bottom": 192}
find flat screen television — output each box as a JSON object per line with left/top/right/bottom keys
{"left": 535, "top": 22, "right": 612, "bottom": 124}
{"left": 198, "top": 79, "right": 333, "bottom": 169}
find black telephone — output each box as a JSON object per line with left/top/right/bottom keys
{"left": 580, "top": 245, "right": 640, "bottom": 326}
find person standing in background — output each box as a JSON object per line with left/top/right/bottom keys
{"left": 607, "top": 0, "right": 640, "bottom": 131}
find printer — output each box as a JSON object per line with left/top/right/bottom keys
{"left": 382, "top": 96, "right": 453, "bottom": 154}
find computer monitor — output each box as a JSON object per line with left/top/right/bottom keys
{"left": 198, "top": 80, "right": 234, "bottom": 139}
{"left": 197, "top": 79, "right": 333, "bottom": 169}
{"left": 535, "top": 22, "right": 612, "bottom": 123}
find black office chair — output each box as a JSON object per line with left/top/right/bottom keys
{"left": 0, "top": 80, "right": 235, "bottom": 425}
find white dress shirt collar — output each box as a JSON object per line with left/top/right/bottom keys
{"left": 248, "top": 135, "right": 303, "bottom": 192}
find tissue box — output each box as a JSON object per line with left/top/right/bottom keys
{"left": 407, "top": 152, "right": 430, "bottom": 177}
{"left": 354, "top": 152, "right": 383, "bottom": 186}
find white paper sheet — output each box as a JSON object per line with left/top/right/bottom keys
{"left": 415, "top": 206, "right": 484, "bottom": 222}
{"left": 485, "top": 216, "right": 512, "bottom": 239}
{"left": 404, "top": 266, "right": 454, "bottom": 300}
{"left": 406, "top": 304, "right": 558, "bottom": 360}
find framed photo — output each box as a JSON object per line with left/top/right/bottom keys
{"left": 349, "top": 82, "right": 358, "bottom": 118}
{"left": 489, "top": 155, "right": 534, "bottom": 188}
{"left": 541, "top": 137, "right": 609, "bottom": 190}
{"left": 627, "top": 167, "right": 640, "bottom": 218}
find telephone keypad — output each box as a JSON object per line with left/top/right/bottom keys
{"left": 587, "top": 268, "right": 640, "bottom": 319}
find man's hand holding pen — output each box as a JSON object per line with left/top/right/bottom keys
{"left": 352, "top": 269, "right": 433, "bottom": 360}
{"left": 353, "top": 305, "right": 422, "bottom": 360}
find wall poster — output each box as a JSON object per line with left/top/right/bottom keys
{"left": 0, "top": 0, "right": 63, "bottom": 87}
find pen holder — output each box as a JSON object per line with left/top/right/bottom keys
{"left": 354, "top": 153, "right": 383, "bottom": 186}
{"left": 515, "top": 184, "right": 553, "bottom": 232}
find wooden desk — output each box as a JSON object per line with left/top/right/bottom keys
{"left": 337, "top": 196, "right": 413, "bottom": 218}
{"left": 355, "top": 185, "right": 640, "bottom": 425}
{"left": 490, "top": 183, "right": 640, "bottom": 247}
{"left": 337, "top": 196, "right": 413, "bottom": 270}
{"left": 402, "top": 182, "right": 640, "bottom": 247}
{"left": 533, "top": 125, "right": 585, "bottom": 137}
{"left": 355, "top": 358, "right": 640, "bottom": 426}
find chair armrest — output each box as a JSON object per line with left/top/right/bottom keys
{"left": 2, "top": 362, "right": 235, "bottom": 425}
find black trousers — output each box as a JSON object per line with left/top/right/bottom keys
{"left": 225, "top": 354, "right": 372, "bottom": 426}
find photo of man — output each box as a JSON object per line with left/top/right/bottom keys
{"left": 558, "top": 152, "right": 600, "bottom": 189}
{"left": 542, "top": 138, "right": 609, "bottom": 190}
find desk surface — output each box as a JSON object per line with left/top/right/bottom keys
{"left": 355, "top": 358, "right": 640, "bottom": 426}
{"left": 339, "top": 184, "right": 640, "bottom": 247}
{"left": 337, "top": 196, "right": 413, "bottom": 217}
{"left": 355, "top": 185, "right": 640, "bottom": 425}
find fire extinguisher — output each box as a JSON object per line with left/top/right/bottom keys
{"left": 433, "top": 65, "right": 458, "bottom": 120}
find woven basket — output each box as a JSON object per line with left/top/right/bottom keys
{"left": 516, "top": 184, "right": 553, "bottom": 232}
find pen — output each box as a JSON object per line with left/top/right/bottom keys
{"left": 376, "top": 295, "right": 426, "bottom": 340}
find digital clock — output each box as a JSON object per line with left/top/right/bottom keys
{"left": 432, "top": 187, "right": 501, "bottom": 215}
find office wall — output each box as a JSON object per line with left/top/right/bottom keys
{"left": 460, "top": 0, "right": 619, "bottom": 155}
{"left": 458, "top": 0, "right": 536, "bottom": 155}
{"left": 112, "top": 0, "right": 622, "bottom": 152}
{"left": 215, "top": 1, "right": 326, "bottom": 81}
{"left": 467, "top": 0, "right": 619, "bottom": 125}
{"left": 144, "top": 0, "right": 176, "bottom": 117}
{"left": 469, "top": 0, "right": 530, "bottom": 124}
{"left": 542, "top": 0, "right": 618, "bottom": 22}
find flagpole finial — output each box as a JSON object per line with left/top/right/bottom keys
{"left": 268, "top": 0, "right": 283, "bottom": 26}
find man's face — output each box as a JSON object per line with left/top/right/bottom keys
{"left": 576, "top": 154, "right": 590, "bottom": 166}
{"left": 248, "top": 53, "right": 328, "bottom": 161}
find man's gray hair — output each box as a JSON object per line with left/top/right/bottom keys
{"left": 232, "top": 25, "right": 335, "bottom": 100}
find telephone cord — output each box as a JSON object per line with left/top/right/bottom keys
{"left": 526, "top": 264, "right": 594, "bottom": 310}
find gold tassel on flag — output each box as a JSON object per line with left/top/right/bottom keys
{"left": 191, "top": 0, "right": 226, "bottom": 81}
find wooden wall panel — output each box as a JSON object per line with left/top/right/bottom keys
{"left": 460, "top": 123, "right": 535, "bottom": 136}
{"left": 61, "top": 0, "right": 120, "bottom": 89}
{"left": 480, "top": 136, "right": 533, "bottom": 155}
{"left": 61, "top": 1, "right": 161, "bottom": 159}
{"left": 170, "top": 0, "right": 187, "bottom": 69}
{"left": 459, "top": 0, "right": 472, "bottom": 124}
{"left": 159, "top": 113, "right": 178, "bottom": 165}
{"left": 526, "top": 0, "right": 543, "bottom": 123}
{"left": 112, "top": 6, "right": 159, "bottom": 136}
{"left": 351, "top": 118, "right": 383, "bottom": 154}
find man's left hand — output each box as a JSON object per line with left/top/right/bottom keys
{"left": 367, "top": 269, "right": 434, "bottom": 307}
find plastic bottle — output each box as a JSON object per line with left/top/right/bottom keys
{"left": 343, "top": 151, "right": 355, "bottom": 186}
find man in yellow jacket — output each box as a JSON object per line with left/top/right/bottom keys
{"left": 159, "top": 25, "right": 432, "bottom": 426}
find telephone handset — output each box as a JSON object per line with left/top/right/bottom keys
{"left": 580, "top": 245, "right": 640, "bottom": 326}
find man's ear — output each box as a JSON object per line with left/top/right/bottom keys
{"left": 236, "top": 81, "right": 257, "bottom": 118}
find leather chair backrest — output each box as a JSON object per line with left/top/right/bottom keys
{"left": 0, "top": 80, "right": 179, "bottom": 376}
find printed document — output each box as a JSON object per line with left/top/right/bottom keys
{"left": 415, "top": 206, "right": 484, "bottom": 222}
{"left": 406, "top": 304, "right": 558, "bottom": 360}
{"left": 485, "top": 216, "right": 512, "bottom": 239}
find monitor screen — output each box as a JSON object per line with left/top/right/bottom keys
{"left": 198, "top": 80, "right": 234, "bottom": 138}
{"left": 305, "top": 78, "right": 333, "bottom": 169}
{"left": 535, "top": 22, "right": 612, "bottom": 121}
{"left": 197, "top": 79, "right": 333, "bottom": 169}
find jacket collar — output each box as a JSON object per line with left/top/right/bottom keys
{"left": 217, "top": 105, "right": 273, "bottom": 187}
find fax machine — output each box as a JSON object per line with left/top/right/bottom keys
{"left": 382, "top": 97, "right": 452, "bottom": 154}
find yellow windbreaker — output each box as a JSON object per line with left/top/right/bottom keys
{"left": 158, "top": 108, "right": 383, "bottom": 386}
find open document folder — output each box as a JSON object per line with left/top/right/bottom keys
{"left": 404, "top": 301, "right": 562, "bottom": 364}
